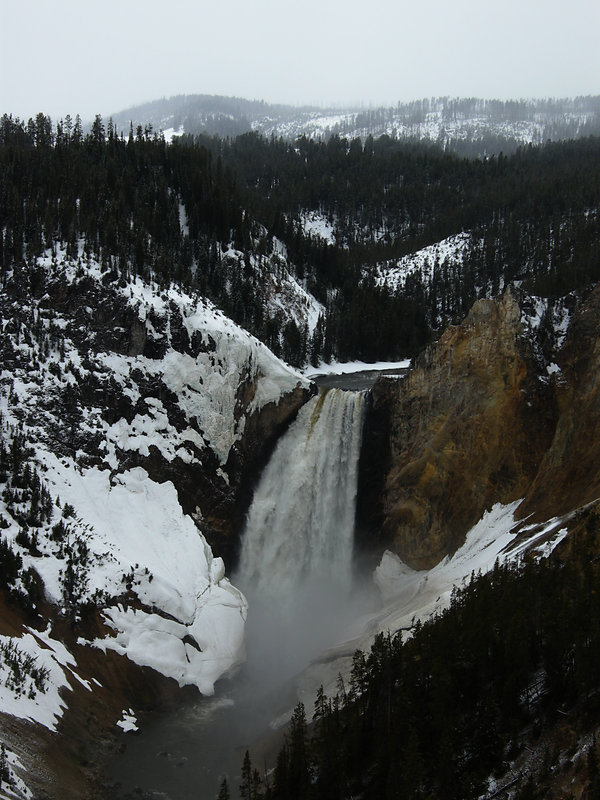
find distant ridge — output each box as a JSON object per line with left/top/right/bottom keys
{"left": 110, "top": 92, "right": 600, "bottom": 155}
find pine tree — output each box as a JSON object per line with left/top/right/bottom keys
{"left": 288, "top": 702, "right": 310, "bottom": 799}
{"left": 0, "top": 743, "right": 9, "bottom": 787}
{"left": 239, "top": 750, "right": 263, "bottom": 800}
{"left": 217, "top": 776, "right": 230, "bottom": 800}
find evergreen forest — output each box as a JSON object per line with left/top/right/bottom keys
{"left": 2, "top": 113, "right": 600, "bottom": 366}
{"left": 234, "top": 509, "right": 600, "bottom": 800}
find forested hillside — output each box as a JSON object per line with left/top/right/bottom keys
{"left": 2, "top": 105, "right": 600, "bottom": 798}
{"left": 2, "top": 113, "right": 600, "bottom": 368}
{"left": 110, "top": 94, "right": 600, "bottom": 156}
{"left": 238, "top": 506, "right": 600, "bottom": 800}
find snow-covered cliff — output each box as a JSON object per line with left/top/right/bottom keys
{"left": 0, "top": 245, "right": 311, "bottom": 743}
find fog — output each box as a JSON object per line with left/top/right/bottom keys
{"left": 235, "top": 569, "right": 378, "bottom": 704}
{"left": 109, "top": 564, "right": 379, "bottom": 799}
{"left": 1, "top": 0, "right": 598, "bottom": 122}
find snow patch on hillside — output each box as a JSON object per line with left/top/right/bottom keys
{"left": 0, "top": 626, "right": 83, "bottom": 732}
{"left": 299, "top": 211, "right": 336, "bottom": 246}
{"left": 374, "top": 232, "right": 472, "bottom": 291}
{"left": 220, "top": 242, "right": 325, "bottom": 338}
{"left": 0, "top": 744, "right": 33, "bottom": 798}
{"left": 117, "top": 708, "right": 139, "bottom": 733}
{"left": 23, "top": 247, "right": 309, "bottom": 466}
{"left": 254, "top": 105, "right": 599, "bottom": 148}
{"left": 38, "top": 458, "right": 248, "bottom": 695}
{"left": 370, "top": 501, "right": 524, "bottom": 637}
{"left": 162, "top": 126, "right": 184, "bottom": 142}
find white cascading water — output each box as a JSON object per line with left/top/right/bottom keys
{"left": 237, "top": 388, "right": 365, "bottom": 596}
{"left": 234, "top": 388, "right": 367, "bottom": 684}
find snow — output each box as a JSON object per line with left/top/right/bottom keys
{"left": 116, "top": 708, "right": 138, "bottom": 733}
{"left": 553, "top": 303, "right": 571, "bottom": 349}
{"left": 254, "top": 104, "right": 598, "bottom": 148}
{"left": 219, "top": 242, "right": 325, "bottom": 338}
{"left": 297, "top": 500, "right": 572, "bottom": 702}
{"left": 24, "top": 249, "right": 310, "bottom": 467}
{"left": 373, "top": 551, "right": 415, "bottom": 602}
{"left": 178, "top": 202, "right": 189, "bottom": 236}
{"left": 521, "top": 296, "right": 548, "bottom": 331}
{"left": 109, "top": 276, "right": 309, "bottom": 464}
{"left": 374, "top": 232, "right": 472, "bottom": 291}
{"left": 0, "top": 746, "right": 33, "bottom": 798}
{"left": 303, "top": 359, "right": 411, "bottom": 378}
{"left": 371, "top": 502, "right": 523, "bottom": 630}
{"left": 0, "top": 626, "right": 82, "bottom": 731}
{"left": 161, "top": 126, "right": 184, "bottom": 143}
{"left": 36, "top": 459, "right": 248, "bottom": 695}
{"left": 267, "top": 268, "right": 325, "bottom": 336}
{"left": 298, "top": 211, "right": 336, "bottom": 245}
{"left": 520, "top": 295, "right": 572, "bottom": 376}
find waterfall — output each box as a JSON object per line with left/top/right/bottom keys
{"left": 234, "top": 389, "right": 366, "bottom": 682}
{"left": 237, "top": 388, "right": 366, "bottom": 597}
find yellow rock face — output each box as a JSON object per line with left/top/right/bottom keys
{"left": 378, "top": 289, "right": 560, "bottom": 569}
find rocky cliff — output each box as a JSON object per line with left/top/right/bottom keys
{"left": 1, "top": 251, "right": 312, "bottom": 564}
{"left": 518, "top": 285, "right": 600, "bottom": 522}
{"left": 0, "top": 249, "right": 313, "bottom": 797}
{"left": 365, "top": 286, "right": 599, "bottom": 569}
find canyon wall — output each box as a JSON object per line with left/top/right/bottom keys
{"left": 361, "top": 287, "right": 600, "bottom": 569}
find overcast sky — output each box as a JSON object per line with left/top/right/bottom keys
{"left": 1, "top": 0, "right": 598, "bottom": 122}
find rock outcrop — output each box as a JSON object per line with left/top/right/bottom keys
{"left": 518, "top": 285, "right": 600, "bottom": 522}
{"left": 364, "top": 288, "right": 585, "bottom": 569}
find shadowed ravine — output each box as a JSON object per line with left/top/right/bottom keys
{"left": 109, "top": 387, "right": 378, "bottom": 799}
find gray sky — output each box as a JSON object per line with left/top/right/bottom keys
{"left": 1, "top": 0, "right": 599, "bottom": 122}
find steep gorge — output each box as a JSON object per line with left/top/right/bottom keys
{"left": 0, "top": 253, "right": 315, "bottom": 798}
{"left": 4, "top": 259, "right": 600, "bottom": 797}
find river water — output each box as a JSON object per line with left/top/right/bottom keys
{"left": 310, "top": 365, "right": 409, "bottom": 390}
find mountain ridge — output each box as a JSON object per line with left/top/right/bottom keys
{"left": 109, "top": 92, "right": 600, "bottom": 155}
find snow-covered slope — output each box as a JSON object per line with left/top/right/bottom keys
{"left": 0, "top": 245, "right": 311, "bottom": 736}
{"left": 372, "top": 231, "right": 473, "bottom": 291}
{"left": 298, "top": 211, "right": 337, "bottom": 246}
{"left": 220, "top": 241, "right": 324, "bottom": 337}
{"left": 36, "top": 461, "right": 247, "bottom": 696}
{"left": 287, "top": 106, "right": 598, "bottom": 148}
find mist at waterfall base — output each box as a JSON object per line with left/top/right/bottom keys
{"left": 233, "top": 388, "right": 376, "bottom": 698}
{"left": 110, "top": 389, "right": 378, "bottom": 799}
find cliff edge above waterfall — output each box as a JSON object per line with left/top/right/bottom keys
{"left": 368, "top": 286, "right": 600, "bottom": 569}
